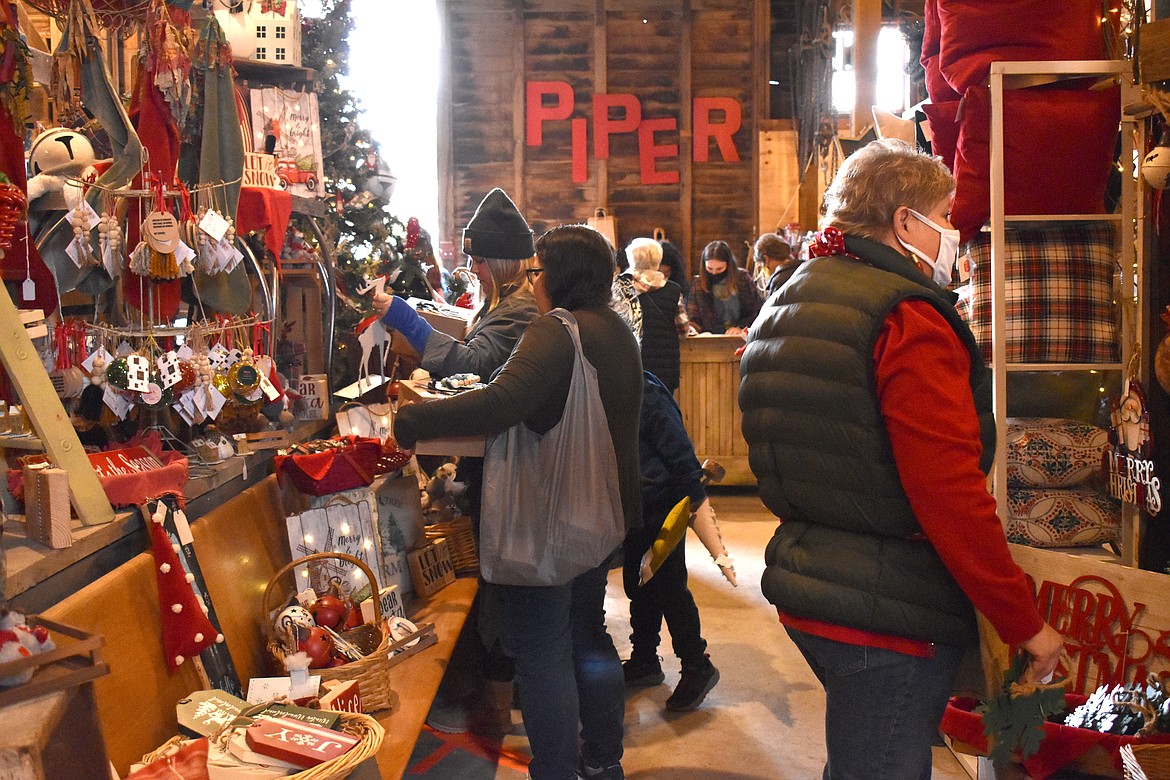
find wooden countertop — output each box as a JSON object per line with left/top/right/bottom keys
{"left": 374, "top": 576, "right": 479, "bottom": 778}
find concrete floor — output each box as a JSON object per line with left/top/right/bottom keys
{"left": 410, "top": 489, "right": 976, "bottom": 779}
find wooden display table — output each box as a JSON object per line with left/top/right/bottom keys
{"left": 374, "top": 576, "right": 478, "bottom": 778}
{"left": 678, "top": 334, "right": 754, "bottom": 485}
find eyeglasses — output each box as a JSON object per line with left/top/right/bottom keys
{"left": 525, "top": 267, "right": 545, "bottom": 282}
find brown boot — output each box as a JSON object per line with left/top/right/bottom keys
{"left": 475, "top": 679, "right": 515, "bottom": 737}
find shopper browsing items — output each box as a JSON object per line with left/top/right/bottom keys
{"left": 395, "top": 224, "right": 643, "bottom": 780}
{"left": 373, "top": 187, "right": 540, "bottom": 737}
{"left": 372, "top": 187, "right": 538, "bottom": 379}
{"left": 622, "top": 238, "right": 684, "bottom": 392}
{"left": 686, "top": 239, "right": 762, "bottom": 335}
{"left": 622, "top": 372, "right": 721, "bottom": 711}
{"left": 739, "top": 139, "right": 1063, "bottom": 780}
{"left": 752, "top": 232, "right": 798, "bottom": 299}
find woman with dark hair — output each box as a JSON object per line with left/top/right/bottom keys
{"left": 686, "top": 239, "right": 763, "bottom": 335}
{"left": 658, "top": 239, "right": 689, "bottom": 299}
{"left": 395, "top": 224, "right": 643, "bottom": 780}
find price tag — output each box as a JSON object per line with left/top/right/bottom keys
{"left": 22, "top": 278, "right": 35, "bottom": 301}
{"left": 198, "top": 209, "right": 230, "bottom": 242}
{"left": 142, "top": 211, "right": 180, "bottom": 253}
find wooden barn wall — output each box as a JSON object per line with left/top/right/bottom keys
{"left": 439, "top": 0, "right": 763, "bottom": 277}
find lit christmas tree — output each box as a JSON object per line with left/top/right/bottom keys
{"left": 301, "top": 0, "right": 420, "bottom": 386}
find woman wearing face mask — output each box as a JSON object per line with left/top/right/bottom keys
{"left": 686, "top": 240, "right": 763, "bottom": 335}
{"left": 739, "top": 139, "right": 1062, "bottom": 780}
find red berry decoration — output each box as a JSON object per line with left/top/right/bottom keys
{"left": 309, "top": 594, "right": 348, "bottom": 631}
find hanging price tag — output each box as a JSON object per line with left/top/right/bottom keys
{"left": 142, "top": 211, "right": 180, "bottom": 253}
{"left": 198, "top": 209, "right": 230, "bottom": 242}
{"left": 22, "top": 278, "right": 35, "bottom": 301}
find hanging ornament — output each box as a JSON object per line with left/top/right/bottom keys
{"left": 211, "top": 372, "right": 231, "bottom": 396}
{"left": 105, "top": 357, "right": 131, "bottom": 390}
{"left": 141, "top": 376, "right": 174, "bottom": 409}
{"left": 227, "top": 359, "right": 261, "bottom": 398}
{"left": 90, "top": 353, "right": 107, "bottom": 388}
{"left": 0, "top": 174, "right": 27, "bottom": 253}
{"left": 1142, "top": 146, "right": 1170, "bottom": 190}
{"left": 173, "top": 360, "right": 197, "bottom": 394}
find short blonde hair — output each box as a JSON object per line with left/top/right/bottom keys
{"left": 820, "top": 138, "right": 954, "bottom": 241}
{"left": 625, "top": 237, "right": 663, "bottom": 272}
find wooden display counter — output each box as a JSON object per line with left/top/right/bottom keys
{"left": 678, "top": 334, "right": 754, "bottom": 485}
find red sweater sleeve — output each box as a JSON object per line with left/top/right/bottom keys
{"left": 874, "top": 299, "right": 1044, "bottom": 646}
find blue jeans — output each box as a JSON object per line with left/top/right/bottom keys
{"left": 785, "top": 626, "right": 964, "bottom": 780}
{"left": 496, "top": 558, "right": 625, "bottom": 780}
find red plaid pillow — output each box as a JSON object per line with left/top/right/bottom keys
{"left": 957, "top": 223, "right": 1120, "bottom": 364}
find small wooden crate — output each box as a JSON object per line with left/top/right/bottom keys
{"left": 0, "top": 617, "right": 109, "bottom": 709}
{"left": 234, "top": 429, "right": 293, "bottom": 455}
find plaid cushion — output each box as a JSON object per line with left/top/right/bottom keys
{"left": 956, "top": 223, "right": 1119, "bottom": 364}
{"left": 1006, "top": 487, "right": 1120, "bottom": 548}
{"left": 1006, "top": 417, "right": 1109, "bottom": 489}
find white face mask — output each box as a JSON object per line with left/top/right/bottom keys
{"left": 897, "top": 208, "right": 960, "bottom": 288}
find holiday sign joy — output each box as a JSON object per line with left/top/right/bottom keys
{"left": 526, "top": 81, "right": 742, "bottom": 185}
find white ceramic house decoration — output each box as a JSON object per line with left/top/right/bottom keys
{"left": 212, "top": 0, "right": 303, "bottom": 68}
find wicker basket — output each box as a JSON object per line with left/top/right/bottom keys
{"left": 1124, "top": 743, "right": 1170, "bottom": 780}
{"left": 424, "top": 514, "right": 478, "bottom": 576}
{"left": 263, "top": 552, "right": 395, "bottom": 713}
{"left": 142, "top": 711, "right": 385, "bottom": 780}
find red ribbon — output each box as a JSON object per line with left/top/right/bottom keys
{"left": 807, "top": 226, "right": 848, "bottom": 258}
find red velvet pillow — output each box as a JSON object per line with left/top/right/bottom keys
{"left": 936, "top": 0, "right": 1121, "bottom": 96}
{"left": 921, "top": 100, "right": 960, "bottom": 171}
{"left": 921, "top": 0, "right": 960, "bottom": 103}
{"left": 949, "top": 85, "right": 1120, "bottom": 244}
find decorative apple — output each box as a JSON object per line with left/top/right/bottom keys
{"left": 309, "top": 594, "right": 348, "bottom": 631}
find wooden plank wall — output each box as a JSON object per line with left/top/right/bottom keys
{"left": 439, "top": 0, "right": 762, "bottom": 278}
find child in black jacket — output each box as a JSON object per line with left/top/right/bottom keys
{"left": 621, "top": 372, "right": 719, "bottom": 711}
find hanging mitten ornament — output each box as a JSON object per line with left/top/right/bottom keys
{"left": 143, "top": 499, "right": 223, "bottom": 673}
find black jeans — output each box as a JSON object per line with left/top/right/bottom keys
{"left": 621, "top": 506, "right": 707, "bottom": 668}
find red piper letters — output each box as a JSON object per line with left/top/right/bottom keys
{"left": 525, "top": 81, "right": 742, "bottom": 184}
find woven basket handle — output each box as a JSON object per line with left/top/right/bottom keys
{"left": 262, "top": 551, "right": 382, "bottom": 644}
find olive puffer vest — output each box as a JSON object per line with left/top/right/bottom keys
{"left": 739, "top": 235, "right": 993, "bottom": 647}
